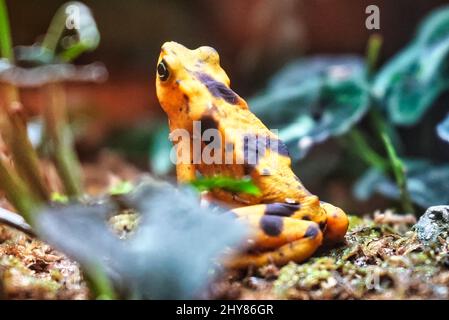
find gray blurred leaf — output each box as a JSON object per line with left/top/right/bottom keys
{"left": 373, "top": 6, "right": 449, "bottom": 125}
{"left": 0, "top": 62, "right": 107, "bottom": 87}
{"left": 354, "top": 159, "right": 449, "bottom": 208}
{"left": 250, "top": 56, "right": 369, "bottom": 160}
{"left": 36, "top": 178, "right": 247, "bottom": 299}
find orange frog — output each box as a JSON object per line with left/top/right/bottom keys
{"left": 156, "top": 41, "right": 348, "bottom": 268}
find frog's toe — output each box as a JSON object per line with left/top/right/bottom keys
{"left": 321, "top": 202, "right": 349, "bottom": 244}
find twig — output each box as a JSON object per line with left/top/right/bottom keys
{"left": 0, "top": 207, "right": 34, "bottom": 236}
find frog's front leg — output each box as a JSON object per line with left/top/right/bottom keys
{"left": 224, "top": 204, "right": 323, "bottom": 268}
{"left": 176, "top": 161, "right": 196, "bottom": 183}
{"left": 172, "top": 136, "right": 196, "bottom": 183}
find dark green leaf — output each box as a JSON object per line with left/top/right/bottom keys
{"left": 416, "top": 5, "right": 449, "bottom": 46}
{"left": 250, "top": 56, "right": 369, "bottom": 160}
{"left": 373, "top": 6, "right": 449, "bottom": 125}
{"left": 354, "top": 159, "right": 449, "bottom": 208}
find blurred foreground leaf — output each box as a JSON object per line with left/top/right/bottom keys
{"left": 250, "top": 56, "right": 369, "bottom": 160}
{"left": 36, "top": 178, "right": 247, "bottom": 299}
{"left": 354, "top": 159, "right": 449, "bottom": 209}
{"left": 373, "top": 5, "right": 449, "bottom": 125}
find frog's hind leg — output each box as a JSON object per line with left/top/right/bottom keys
{"left": 320, "top": 202, "right": 349, "bottom": 244}
{"left": 225, "top": 204, "right": 323, "bottom": 269}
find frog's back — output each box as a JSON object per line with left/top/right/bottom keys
{"left": 197, "top": 101, "right": 319, "bottom": 209}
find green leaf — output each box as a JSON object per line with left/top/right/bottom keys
{"left": 42, "top": 1, "right": 100, "bottom": 62}
{"left": 250, "top": 56, "right": 369, "bottom": 160}
{"left": 373, "top": 6, "right": 449, "bottom": 125}
{"left": 190, "top": 176, "right": 261, "bottom": 196}
{"left": 437, "top": 113, "right": 449, "bottom": 143}
{"left": 50, "top": 192, "right": 69, "bottom": 204}
{"left": 354, "top": 159, "right": 449, "bottom": 209}
{"left": 109, "top": 181, "right": 133, "bottom": 196}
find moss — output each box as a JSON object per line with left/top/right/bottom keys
{"left": 273, "top": 258, "right": 336, "bottom": 297}
{"left": 1, "top": 255, "right": 61, "bottom": 299}
{"left": 108, "top": 211, "right": 140, "bottom": 239}
{"left": 268, "top": 212, "right": 449, "bottom": 299}
{"left": 0, "top": 225, "right": 89, "bottom": 299}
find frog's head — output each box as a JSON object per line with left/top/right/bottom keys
{"left": 156, "top": 41, "right": 236, "bottom": 120}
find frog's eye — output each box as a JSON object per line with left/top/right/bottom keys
{"left": 157, "top": 60, "right": 170, "bottom": 81}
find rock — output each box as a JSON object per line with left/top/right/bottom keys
{"left": 414, "top": 206, "right": 449, "bottom": 246}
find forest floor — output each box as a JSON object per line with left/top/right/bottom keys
{"left": 1, "top": 153, "right": 448, "bottom": 300}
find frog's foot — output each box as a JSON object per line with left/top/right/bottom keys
{"left": 224, "top": 204, "right": 323, "bottom": 269}
{"left": 320, "top": 202, "right": 349, "bottom": 244}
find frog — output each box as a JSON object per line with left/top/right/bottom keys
{"left": 155, "top": 41, "right": 348, "bottom": 269}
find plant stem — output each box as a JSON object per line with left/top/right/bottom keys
{"left": 0, "top": 158, "right": 41, "bottom": 223}
{"left": 1, "top": 85, "right": 50, "bottom": 202}
{"left": 0, "top": 0, "right": 49, "bottom": 223}
{"left": 345, "top": 129, "right": 389, "bottom": 171}
{"left": 45, "top": 83, "right": 82, "bottom": 197}
{"left": 41, "top": 5, "right": 84, "bottom": 197}
{"left": 358, "top": 33, "right": 414, "bottom": 213}
{"left": 366, "top": 33, "right": 383, "bottom": 77}
{"left": 371, "top": 110, "right": 415, "bottom": 214}
{"left": 84, "top": 264, "right": 117, "bottom": 300}
{"left": 381, "top": 131, "right": 415, "bottom": 214}
{"left": 0, "top": 0, "right": 14, "bottom": 62}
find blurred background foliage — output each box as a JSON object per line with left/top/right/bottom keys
{"left": 5, "top": 0, "right": 449, "bottom": 214}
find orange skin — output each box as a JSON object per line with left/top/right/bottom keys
{"left": 156, "top": 42, "right": 348, "bottom": 268}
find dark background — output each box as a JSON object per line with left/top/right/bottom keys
{"left": 8, "top": 0, "right": 449, "bottom": 123}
